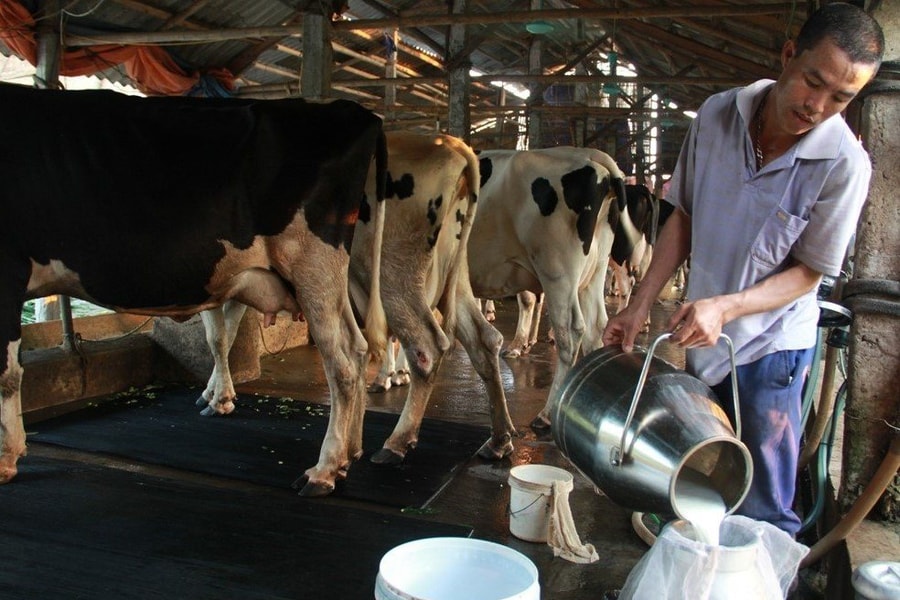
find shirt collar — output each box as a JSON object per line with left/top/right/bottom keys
{"left": 736, "top": 78, "right": 846, "bottom": 162}
{"left": 736, "top": 79, "right": 773, "bottom": 126}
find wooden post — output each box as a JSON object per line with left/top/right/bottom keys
{"left": 300, "top": 8, "right": 332, "bottom": 99}
{"left": 34, "top": 0, "right": 76, "bottom": 353}
{"left": 384, "top": 28, "right": 398, "bottom": 122}
{"left": 446, "top": 0, "right": 470, "bottom": 141}
{"left": 526, "top": 0, "right": 543, "bottom": 150}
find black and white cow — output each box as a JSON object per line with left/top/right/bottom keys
{"left": 469, "top": 147, "right": 629, "bottom": 429}
{"left": 654, "top": 198, "right": 689, "bottom": 300}
{"left": 608, "top": 184, "right": 659, "bottom": 325}
{"left": 0, "top": 83, "right": 388, "bottom": 496}
{"left": 198, "top": 132, "right": 515, "bottom": 474}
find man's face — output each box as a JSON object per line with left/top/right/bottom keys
{"left": 772, "top": 37, "right": 877, "bottom": 137}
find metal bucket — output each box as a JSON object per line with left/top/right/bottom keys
{"left": 550, "top": 334, "right": 752, "bottom": 518}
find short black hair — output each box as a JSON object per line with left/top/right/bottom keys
{"left": 796, "top": 3, "right": 885, "bottom": 69}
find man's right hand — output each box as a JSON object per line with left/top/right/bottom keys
{"left": 602, "top": 306, "right": 649, "bottom": 352}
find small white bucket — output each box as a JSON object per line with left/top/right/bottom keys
{"left": 374, "top": 537, "right": 539, "bottom": 600}
{"left": 508, "top": 464, "right": 574, "bottom": 542}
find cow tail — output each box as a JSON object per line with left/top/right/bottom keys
{"left": 590, "top": 149, "right": 639, "bottom": 249}
{"left": 439, "top": 135, "right": 481, "bottom": 334}
{"left": 649, "top": 192, "right": 661, "bottom": 246}
{"left": 363, "top": 131, "right": 389, "bottom": 362}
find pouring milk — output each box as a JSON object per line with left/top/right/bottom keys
{"left": 673, "top": 469, "right": 727, "bottom": 547}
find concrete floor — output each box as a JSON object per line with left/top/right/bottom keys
{"left": 232, "top": 297, "right": 708, "bottom": 599}
{"left": 25, "top": 295, "right": 833, "bottom": 599}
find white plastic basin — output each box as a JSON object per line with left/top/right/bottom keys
{"left": 374, "top": 537, "right": 540, "bottom": 600}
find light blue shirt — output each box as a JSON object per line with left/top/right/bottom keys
{"left": 667, "top": 79, "right": 872, "bottom": 385}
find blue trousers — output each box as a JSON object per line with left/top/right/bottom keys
{"left": 711, "top": 347, "right": 815, "bottom": 536}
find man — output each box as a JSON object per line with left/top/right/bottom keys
{"left": 602, "top": 3, "right": 884, "bottom": 536}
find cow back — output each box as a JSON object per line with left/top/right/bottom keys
{"left": 0, "top": 83, "right": 383, "bottom": 310}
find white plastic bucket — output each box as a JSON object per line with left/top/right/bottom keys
{"left": 374, "top": 537, "right": 539, "bottom": 600}
{"left": 508, "top": 464, "right": 574, "bottom": 542}
{"left": 853, "top": 561, "right": 900, "bottom": 600}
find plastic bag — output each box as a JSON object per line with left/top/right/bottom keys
{"left": 619, "top": 515, "right": 808, "bottom": 600}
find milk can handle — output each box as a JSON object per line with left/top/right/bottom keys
{"left": 610, "top": 333, "right": 741, "bottom": 467}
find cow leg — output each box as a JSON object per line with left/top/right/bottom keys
{"left": 370, "top": 348, "right": 444, "bottom": 465}
{"left": 367, "top": 336, "right": 411, "bottom": 392}
{"left": 502, "top": 291, "right": 537, "bottom": 358}
{"left": 452, "top": 281, "right": 515, "bottom": 460}
{"left": 611, "top": 261, "right": 633, "bottom": 315}
{"left": 368, "top": 336, "right": 399, "bottom": 393}
{"left": 482, "top": 298, "right": 496, "bottom": 322}
{"left": 391, "top": 345, "right": 411, "bottom": 387}
{"left": 578, "top": 271, "right": 611, "bottom": 356}
{"left": 373, "top": 282, "right": 514, "bottom": 464}
{"left": 368, "top": 306, "right": 449, "bottom": 464}
{"left": 289, "top": 249, "right": 368, "bottom": 497}
{"left": 531, "top": 284, "right": 585, "bottom": 430}
{"left": 529, "top": 292, "right": 545, "bottom": 347}
{"left": 198, "top": 300, "right": 247, "bottom": 415}
{"left": 0, "top": 340, "right": 26, "bottom": 484}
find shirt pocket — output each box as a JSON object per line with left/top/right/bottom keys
{"left": 750, "top": 207, "right": 808, "bottom": 269}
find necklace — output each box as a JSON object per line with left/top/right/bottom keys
{"left": 753, "top": 91, "right": 768, "bottom": 170}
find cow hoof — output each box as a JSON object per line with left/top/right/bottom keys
{"left": 292, "top": 475, "right": 335, "bottom": 497}
{"left": 529, "top": 414, "right": 551, "bottom": 431}
{"left": 199, "top": 401, "right": 235, "bottom": 417}
{"left": 392, "top": 371, "right": 410, "bottom": 387}
{"left": 501, "top": 348, "right": 522, "bottom": 358}
{"left": 367, "top": 382, "right": 389, "bottom": 393}
{"left": 0, "top": 465, "right": 17, "bottom": 484}
{"left": 195, "top": 395, "right": 210, "bottom": 407}
{"left": 477, "top": 436, "right": 514, "bottom": 461}
{"left": 485, "top": 310, "right": 496, "bottom": 323}
{"left": 370, "top": 447, "right": 405, "bottom": 465}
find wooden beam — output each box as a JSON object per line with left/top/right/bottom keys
{"left": 161, "top": 0, "right": 212, "bottom": 30}
{"left": 334, "top": 74, "right": 750, "bottom": 87}
{"left": 332, "top": 4, "right": 797, "bottom": 31}
{"left": 108, "top": 0, "right": 202, "bottom": 27}
{"left": 62, "top": 4, "right": 796, "bottom": 47}
{"left": 620, "top": 20, "right": 776, "bottom": 79}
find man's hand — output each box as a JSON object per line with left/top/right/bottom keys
{"left": 602, "top": 305, "right": 650, "bottom": 352}
{"left": 666, "top": 297, "right": 727, "bottom": 348}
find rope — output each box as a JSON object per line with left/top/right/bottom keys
{"left": 256, "top": 317, "right": 291, "bottom": 357}
{"left": 77, "top": 317, "right": 154, "bottom": 343}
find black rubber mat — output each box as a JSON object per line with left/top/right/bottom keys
{"left": 28, "top": 386, "right": 491, "bottom": 508}
{"left": 0, "top": 455, "right": 472, "bottom": 600}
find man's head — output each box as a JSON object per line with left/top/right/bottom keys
{"left": 795, "top": 2, "right": 885, "bottom": 71}
{"left": 771, "top": 3, "right": 884, "bottom": 137}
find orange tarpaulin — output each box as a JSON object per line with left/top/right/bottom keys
{"left": 0, "top": 1, "right": 234, "bottom": 96}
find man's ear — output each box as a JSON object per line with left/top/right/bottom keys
{"left": 781, "top": 39, "right": 797, "bottom": 68}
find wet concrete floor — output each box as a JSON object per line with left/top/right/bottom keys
{"left": 236, "top": 297, "right": 689, "bottom": 598}
{"left": 25, "top": 294, "right": 827, "bottom": 598}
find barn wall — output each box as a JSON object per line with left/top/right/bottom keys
{"left": 842, "top": 1, "right": 900, "bottom": 523}
{"left": 824, "top": 3, "right": 900, "bottom": 598}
